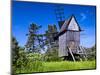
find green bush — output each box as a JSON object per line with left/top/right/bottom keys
{"left": 16, "top": 59, "right": 44, "bottom": 73}
{"left": 27, "top": 53, "right": 43, "bottom": 61}
{"left": 44, "top": 48, "right": 62, "bottom": 62}
{"left": 16, "top": 53, "right": 44, "bottom": 73}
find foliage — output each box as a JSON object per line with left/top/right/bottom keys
{"left": 16, "top": 49, "right": 28, "bottom": 69}
{"left": 25, "top": 23, "right": 43, "bottom": 53}
{"left": 12, "top": 37, "right": 44, "bottom": 74}
{"left": 12, "top": 37, "right": 19, "bottom": 74}
{"left": 16, "top": 53, "right": 44, "bottom": 74}
{"left": 44, "top": 48, "right": 62, "bottom": 62}
{"left": 86, "top": 45, "right": 96, "bottom": 60}
{"left": 27, "top": 53, "right": 43, "bottom": 61}
{"left": 45, "top": 24, "right": 58, "bottom": 45}
{"left": 44, "top": 24, "right": 60, "bottom": 61}
{"left": 12, "top": 37, "right": 28, "bottom": 75}
{"left": 16, "top": 59, "right": 44, "bottom": 73}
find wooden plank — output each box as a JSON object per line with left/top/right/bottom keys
{"left": 81, "top": 46, "right": 87, "bottom": 61}
{"left": 79, "top": 46, "right": 87, "bottom": 61}
{"left": 59, "top": 33, "right": 68, "bottom": 57}
{"left": 68, "top": 47, "right": 76, "bottom": 62}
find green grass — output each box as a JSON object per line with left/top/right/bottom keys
{"left": 16, "top": 60, "right": 96, "bottom": 74}
{"left": 43, "top": 61, "right": 96, "bottom": 72}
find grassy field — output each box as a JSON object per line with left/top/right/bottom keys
{"left": 43, "top": 61, "right": 96, "bottom": 72}
{"left": 16, "top": 60, "right": 96, "bottom": 74}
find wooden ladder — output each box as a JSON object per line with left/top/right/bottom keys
{"left": 78, "top": 46, "right": 87, "bottom": 61}
{"left": 67, "top": 46, "right": 87, "bottom": 61}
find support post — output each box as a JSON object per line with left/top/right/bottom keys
{"left": 68, "top": 47, "right": 76, "bottom": 62}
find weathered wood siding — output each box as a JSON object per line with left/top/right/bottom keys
{"left": 59, "top": 32, "right": 68, "bottom": 57}
{"left": 59, "top": 31, "right": 80, "bottom": 57}
{"left": 66, "top": 31, "right": 80, "bottom": 47}
{"left": 58, "top": 16, "right": 81, "bottom": 57}
{"left": 68, "top": 17, "right": 79, "bottom": 31}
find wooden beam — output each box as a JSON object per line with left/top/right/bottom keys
{"left": 79, "top": 46, "right": 87, "bottom": 61}
{"left": 81, "top": 46, "right": 87, "bottom": 61}
{"left": 68, "top": 47, "right": 76, "bottom": 62}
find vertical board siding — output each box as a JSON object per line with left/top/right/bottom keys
{"left": 68, "top": 17, "right": 79, "bottom": 31}
{"left": 58, "top": 16, "right": 81, "bottom": 57}
{"left": 59, "top": 32, "right": 68, "bottom": 57}
{"left": 59, "top": 31, "right": 80, "bottom": 57}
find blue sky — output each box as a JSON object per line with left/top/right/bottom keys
{"left": 12, "top": 1, "right": 96, "bottom": 48}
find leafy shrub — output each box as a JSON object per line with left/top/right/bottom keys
{"left": 44, "top": 48, "right": 62, "bottom": 62}
{"left": 15, "top": 53, "right": 44, "bottom": 73}
{"left": 27, "top": 53, "right": 43, "bottom": 61}
{"left": 16, "top": 56, "right": 44, "bottom": 73}
{"left": 86, "top": 45, "right": 96, "bottom": 61}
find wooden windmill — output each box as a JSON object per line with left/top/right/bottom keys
{"left": 55, "top": 15, "right": 87, "bottom": 61}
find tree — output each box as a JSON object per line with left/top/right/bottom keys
{"left": 45, "top": 24, "right": 58, "bottom": 48}
{"left": 44, "top": 24, "right": 60, "bottom": 61}
{"left": 86, "top": 44, "right": 96, "bottom": 60}
{"left": 12, "top": 37, "right": 20, "bottom": 74}
{"left": 12, "top": 37, "right": 19, "bottom": 67}
{"left": 12, "top": 37, "right": 28, "bottom": 74}
{"left": 25, "top": 23, "right": 43, "bottom": 53}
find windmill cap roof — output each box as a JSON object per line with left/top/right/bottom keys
{"left": 60, "top": 15, "right": 81, "bottom": 32}
{"left": 54, "top": 15, "right": 82, "bottom": 40}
